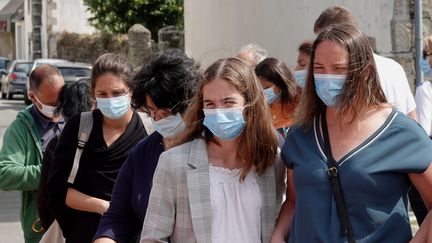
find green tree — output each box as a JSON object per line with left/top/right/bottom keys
{"left": 83, "top": 0, "right": 183, "bottom": 39}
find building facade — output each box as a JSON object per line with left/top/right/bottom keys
{"left": 0, "top": 0, "right": 95, "bottom": 60}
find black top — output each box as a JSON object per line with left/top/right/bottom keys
{"left": 46, "top": 110, "right": 147, "bottom": 243}
{"left": 38, "top": 135, "right": 60, "bottom": 229}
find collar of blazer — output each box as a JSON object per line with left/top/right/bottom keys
{"left": 186, "top": 138, "right": 212, "bottom": 243}
{"left": 187, "top": 138, "right": 209, "bottom": 169}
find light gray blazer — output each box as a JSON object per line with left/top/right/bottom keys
{"left": 140, "top": 138, "right": 286, "bottom": 243}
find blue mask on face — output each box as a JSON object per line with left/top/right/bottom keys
{"left": 421, "top": 56, "right": 432, "bottom": 79}
{"left": 96, "top": 95, "right": 130, "bottom": 119}
{"left": 314, "top": 73, "right": 346, "bottom": 107}
{"left": 152, "top": 113, "right": 185, "bottom": 138}
{"left": 263, "top": 87, "right": 279, "bottom": 104}
{"left": 203, "top": 107, "right": 245, "bottom": 141}
{"left": 294, "top": 70, "right": 307, "bottom": 88}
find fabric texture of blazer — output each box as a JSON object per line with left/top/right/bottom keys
{"left": 140, "top": 137, "right": 286, "bottom": 243}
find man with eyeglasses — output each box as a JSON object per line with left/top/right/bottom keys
{"left": 0, "top": 64, "right": 65, "bottom": 243}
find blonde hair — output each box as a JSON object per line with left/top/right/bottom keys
{"left": 423, "top": 35, "right": 432, "bottom": 57}
{"left": 175, "top": 57, "right": 279, "bottom": 181}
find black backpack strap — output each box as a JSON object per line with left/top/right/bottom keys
{"left": 321, "top": 110, "right": 356, "bottom": 243}
{"left": 67, "top": 111, "right": 93, "bottom": 184}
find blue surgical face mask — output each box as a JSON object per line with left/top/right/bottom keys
{"left": 421, "top": 56, "right": 432, "bottom": 79}
{"left": 96, "top": 95, "right": 130, "bottom": 119}
{"left": 263, "top": 87, "right": 279, "bottom": 104}
{"left": 152, "top": 113, "right": 185, "bottom": 138}
{"left": 203, "top": 107, "right": 245, "bottom": 141}
{"left": 294, "top": 70, "right": 307, "bottom": 88}
{"left": 314, "top": 73, "right": 346, "bottom": 107}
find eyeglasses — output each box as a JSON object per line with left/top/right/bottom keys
{"left": 142, "top": 102, "right": 182, "bottom": 120}
{"left": 142, "top": 107, "right": 172, "bottom": 120}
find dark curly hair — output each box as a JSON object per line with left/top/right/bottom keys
{"left": 132, "top": 49, "right": 201, "bottom": 115}
{"left": 54, "top": 79, "right": 93, "bottom": 119}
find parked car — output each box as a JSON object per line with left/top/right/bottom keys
{"left": 55, "top": 62, "right": 92, "bottom": 84}
{"left": 1, "top": 60, "right": 33, "bottom": 100}
{"left": 0, "top": 56, "right": 10, "bottom": 74}
{"left": 24, "top": 58, "right": 68, "bottom": 105}
{"left": 0, "top": 56, "right": 11, "bottom": 90}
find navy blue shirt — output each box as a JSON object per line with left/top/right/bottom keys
{"left": 283, "top": 111, "right": 432, "bottom": 242}
{"left": 94, "top": 132, "right": 165, "bottom": 243}
{"left": 29, "top": 105, "right": 64, "bottom": 152}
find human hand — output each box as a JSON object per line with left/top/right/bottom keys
{"left": 98, "top": 200, "right": 110, "bottom": 215}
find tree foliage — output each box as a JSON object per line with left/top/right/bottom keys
{"left": 83, "top": 0, "right": 183, "bottom": 39}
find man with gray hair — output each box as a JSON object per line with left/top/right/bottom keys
{"left": 237, "top": 43, "right": 267, "bottom": 66}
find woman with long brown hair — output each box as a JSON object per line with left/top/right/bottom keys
{"left": 271, "top": 24, "right": 432, "bottom": 243}
{"left": 141, "top": 57, "right": 286, "bottom": 243}
{"left": 255, "top": 57, "right": 300, "bottom": 136}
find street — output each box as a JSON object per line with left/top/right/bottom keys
{"left": 0, "top": 96, "right": 25, "bottom": 243}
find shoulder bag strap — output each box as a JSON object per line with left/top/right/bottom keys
{"left": 321, "top": 110, "right": 356, "bottom": 243}
{"left": 67, "top": 111, "right": 94, "bottom": 184}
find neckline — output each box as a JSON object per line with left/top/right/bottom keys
{"left": 315, "top": 109, "right": 397, "bottom": 166}
{"left": 209, "top": 164, "right": 242, "bottom": 177}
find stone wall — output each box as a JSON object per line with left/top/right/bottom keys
{"left": 53, "top": 25, "right": 184, "bottom": 66}
{"left": 54, "top": 32, "right": 128, "bottom": 63}
{"left": 390, "top": 0, "right": 432, "bottom": 92}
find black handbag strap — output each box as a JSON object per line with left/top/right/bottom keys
{"left": 321, "top": 111, "right": 356, "bottom": 243}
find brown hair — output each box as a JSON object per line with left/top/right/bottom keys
{"left": 314, "top": 5, "right": 358, "bottom": 34}
{"left": 296, "top": 24, "right": 387, "bottom": 128}
{"left": 255, "top": 57, "right": 300, "bottom": 109}
{"left": 298, "top": 41, "right": 313, "bottom": 56}
{"left": 91, "top": 53, "right": 134, "bottom": 97}
{"left": 175, "top": 57, "right": 279, "bottom": 181}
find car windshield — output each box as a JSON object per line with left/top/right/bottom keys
{"left": 14, "top": 63, "right": 33, "bottom": 75}
{"left": 58, "top": 67, "right": 91, "bottom": 77}
{"left": 0, "top": 59, "right": 9, "bottom": 69}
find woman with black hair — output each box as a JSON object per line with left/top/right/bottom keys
{"left": 38, "top": 79, "right": 93, "bottom": 230}
{"left": 47, "top": 53, "right": 148, "bottom": 243}
{"left": 93, "top": 50, "right": 201, "bottom": 243}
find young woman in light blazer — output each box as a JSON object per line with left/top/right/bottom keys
{"left": 140, "top": 57, "right": 288, "bottom": 243}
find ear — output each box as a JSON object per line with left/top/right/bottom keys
{"left": 28, "top": 90, "right": 37, "bottom": 103}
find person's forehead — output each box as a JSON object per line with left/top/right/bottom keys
{"left": 94, "top": 74, "right": 126, "bottom": 89}
{"left": 314, "top": 41, "right": 348, "bottom": 61}
{"left": 203, "top": 78, "right": 242, "bottom": 100}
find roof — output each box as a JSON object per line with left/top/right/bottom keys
{"left": 0, "top": 0, "right": 23, "bottom": 19}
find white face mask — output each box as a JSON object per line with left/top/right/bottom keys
{"left": 151, "top": 113, "right": 185, "bottom": 138}
{"left": 34, "top": 95, "right": 57, "bottom": 118}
